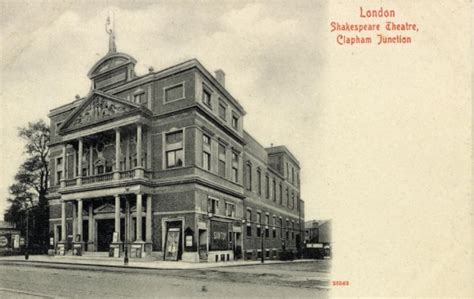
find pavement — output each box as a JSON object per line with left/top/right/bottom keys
{"left": 0, "top": 254, "right": 327, "bottom": 270}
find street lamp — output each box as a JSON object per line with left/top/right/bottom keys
{"left": 25, "top": 207, "right": 29, "bottom": 260}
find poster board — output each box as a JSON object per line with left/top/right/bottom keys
{"left": 164, "top": 228, "right": 180, "bottom": 261}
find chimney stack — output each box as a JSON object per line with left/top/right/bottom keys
{"left": 215, "top": 69, "right": 225, "bottom": 87}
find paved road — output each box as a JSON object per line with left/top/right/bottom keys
{"left": 0, "top": 261, "right": 330, "bottom": 298}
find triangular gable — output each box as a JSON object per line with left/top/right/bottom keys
{"left": 94, "top": 203, "right": 116, "bottom": 214}
{"left": 59, "top": 90, "right": 141, "bottom": 132}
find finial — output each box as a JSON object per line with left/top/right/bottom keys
{"left": 105, "top": 13, "right": 116, "bottom": 53}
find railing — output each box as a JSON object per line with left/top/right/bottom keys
{"left": 65, "top": 179, "right": 77, "bottom": 187}
{"left": 82, "top": 172, "right": 114, "bottom": 184}
{"left": 119, "top": 170, "right": 134, "bottom": 180}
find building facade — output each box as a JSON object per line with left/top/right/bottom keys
{"left": 47, "top": 34, "right": 304, "bottom": 262}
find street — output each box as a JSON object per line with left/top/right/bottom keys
{"left": 0, "top": 260, "right": 330, "bottom": 298}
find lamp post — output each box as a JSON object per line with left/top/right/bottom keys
{"left": 124, "top": 198, "right": 129, "bottom": 265}
{"left": 24, "top": 207, "right": 29, "bottom": 260}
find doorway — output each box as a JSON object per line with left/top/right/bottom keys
{"left": 97, "top": 219, "right": 114, "bottom": 252}
{"left": 198, "top": 229, "right": 208, "bottom": 261}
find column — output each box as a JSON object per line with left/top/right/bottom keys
{"left": 72, "top": 202, "right": 77, "bottom": 239}
{"left": 125, "top": 137, "right": 130, "bottom": 170}
{"left": 88, "top": 202, "right": 94, "bottom": 250}
{"left": 146, "top": 195, "right": 152, "bottom": 243}
{"left": 146, "top": 129, "right": 152, "bottom": 169}
{"left": 114, "top": 129, "right": 121, "bottom": 180}
{"left": 115, "top": 195, "right": 121, "bottom": 241}
{"left": 89, "top": 144, "right": 93, "bottom": 176}
{"left": 136, "top": 193, "right": 143, "bottom": 242}
{"left": 136, "top": 124, "right": 142, "bottom": 168}
{"left": 60, "top": 144, "right": 66, "bottom": 188}
{"left": 61, "top": 200, "right": 66, "bottom": 242}
{"left": 77, "top": 138, "right": 83, "bottom": 184}
{"left": 77, "top": 199, "right": 83, "bottom": 242}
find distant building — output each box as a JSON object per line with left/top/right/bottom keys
{"left": 46, "top": 24, "right": 304, "bottom": 262}
{"left": 305, "top": 219, "right": 331, "bottom": 244}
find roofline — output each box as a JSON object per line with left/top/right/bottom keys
{"left": 266, "top": 145, "right": 300, "bottom": 167}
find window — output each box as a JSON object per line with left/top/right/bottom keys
{"left": 202, "top": 134, "right": 211, "bottom": 171}
{"left": 218, "top": 102, "right": 227, "bottom": 120}
{"left": 265, "top": 175, "right": 270, "bottom": 199}
{"left": 256, "top": 212, "right": 262, "bottom": 237}
{"left": 164, "top": 83, "right": 185, "bottom": 102}
{"left": 279, "top": 183, "right": 283, "bottom": 204}
{"left": 218, "top": 143, "right": 226, "bottom": 177}
{"left": 265, "top": 214, "right": 270, "bottom": 238}
{"left": 257, "top": 169, "right": 262, "bottom": 195}
{"left": 272, "top": 179, "right": 276, "bottom": 201}
{"left": 291, "top": 168, "right": 294, "bottom": 184}
{"left": 232, "top": 152, "right": 239, "bottom": 183}
{"left": 56, "top": 157, "right": 63, "bottom": 185}
{"left": 292, "top": 221, "right": 295, "bottom": 240}
{"left": 225, "top": 202, "right": 235, "bottom": 217}
{"left": 203, "top": 152, "right": 211, "bottom": 171}
{"left": 202, "top": 88, "right": 212, "bottom": 107}
{"left": 286, "top": 220, "right": 290, "bottom": 240}
{"left": 208, "top": 197, "right": 219, "bottom": 214}
{"left": 279, "top": 218, "right": 283, "bottom": 238}
{"left": 165, "top": 131, "right": 184, "bottom": 168}
{"left": 232, "top": 114, "right": 239, "bottom": 129}
{"left": 246, "top": 209, "right": 252, "bottom": 237}
{"left": 286, "top": 188, "right": 289, "bottom": 206}
{"left": 292, "top": 192, "right": 295, "bottom": 209}
{"left": 246, "top": 163, "right": 252, "bottom": 191}
{"left": 133, "top": 93, "right": 146, "bottom": 105}
{"left": 272, "top": 217, "right": 277, "bottom": 238}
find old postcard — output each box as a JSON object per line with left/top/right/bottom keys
{"left": 0, "top": 0, "right": 472, "bottom": 298}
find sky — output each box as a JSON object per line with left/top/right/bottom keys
{"left": 0, "top": 1, "right": 328, "bottom": 221}
{"left": 0, "top": 0, "right": 472, "bottom": 296}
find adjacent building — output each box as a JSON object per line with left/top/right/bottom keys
{"left": 47, "top": 30, "right": 304, "bottom": 262}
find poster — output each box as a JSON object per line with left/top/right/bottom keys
{"left": 164, "top": 228, "right": 180, "bottom": 261}
{"left": 210, "top": 221, "right": 229, "bottom": 251}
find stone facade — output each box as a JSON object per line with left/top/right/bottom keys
{"left": 47, "top": 45, "right": 304, "bottom": 262}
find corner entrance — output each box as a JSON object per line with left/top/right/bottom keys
{"left": 97, "top": 219, "right": 114, "bottom": 252}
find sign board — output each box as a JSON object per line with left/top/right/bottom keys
{"left": 49, "top": 237, "right": 54, "bottom": 246}
{"left": 165, "top": 228, "right": 180, "bottom": 261}
{"left": 0, "top": 236, "right": 8, "bottom": 247}
{"left": 185, "top": 235, "right": 193, "bottom": 247}
{"left": 210, "top": 221, "right": 229, "bottom": 250}
{"left": 13, "top": 235, "right": 20, "bottom": 249}
{"left": 20, "top": 237, "right": 25, "bottom": 246}
{"left": 113, "top": 232, "right": 119, "bottom": 243}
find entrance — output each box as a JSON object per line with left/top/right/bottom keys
{"left": 97, "top": 219, "right": 114, "bottom": 252}
{"left": 198, "top": 229, "right": 208, "bottom": 261}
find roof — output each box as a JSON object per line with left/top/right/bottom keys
{"left": 266, "top": 145, "right": 300, "bottom": 167}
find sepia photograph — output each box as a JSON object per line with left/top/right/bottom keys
{"left": 0, "top": 1, "right": 472, "bottom": 298}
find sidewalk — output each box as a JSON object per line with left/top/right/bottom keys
{"left": 0, "top": 254, "right": 322, "bottom": 270}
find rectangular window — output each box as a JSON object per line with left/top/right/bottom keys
{"left": 257, "top": 212, "right": 261, "bottom": 224}
{"left": 232, "top": 114, "right": 239, "bottom": 129}
{"left": 257, "top": 169, "right": 262, "bottom": 196}
{"left": 134, "top": 93, "right": 145, "bottom": 105}
{"left": 279, "top": 183, "right": 283, "bottom": 204}
{"left": 202, "top": 88, "right": 212, "bottom": 107}
{"left": 272, "top": 179, "right": 276, "bottom": 201}
{"left": 247, "top": 225, "right": 252, "bottom": 237}
{"left": 165, "top": 131, "right": 184, "bottom": 168}
{"left": 225, "top": 202, "right": 235, "bottom": 217}
{"left": 208, "top": 197, "right": 219, "bottom": 214}
{"left": 246, "top": 209, "right": 252, "bottom": 237}
{"left": 286, "top": 220, "right": 290, "bottom": 240}
{"left": 265, "top": 175, "right": 270, "bottom": 199}
{"left": 286, "top": 188, "right": 289, "bottom": 206}
{"left": 232, "top": 152, "right": 239, "bottom": 183}
{"left": 246, "top": 163, "right": 252, "bottom": 190}
{"left": 279, "top": 219, "right": 283, "bottom": 238}
{"left": 291, "top": 167, "right": 295, "bottom": 184}
{"left": 164, "top": 83, "right": 185, "bottom": 102}
{"left": 203, "top": 134, "right": 211, "bottom": 145}
{"left": 203, "top": 152, "right": 211, "bottom": 171}
{"left": 218, "top": 102, "right": 226, "bottom": 120}
{"left": 218, "top": 143, "right": 226, "bottom": 177}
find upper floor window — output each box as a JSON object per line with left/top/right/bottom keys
{"left": 291, "top": 168, "right": 295, "bottom": 184}
{"left": 246, "top": 162, "right": 252, "bottom": 191}
{"left": 55, "top": 157, "right": 63, "bottom": 185}
{"left": 134, "top": 93, "right": 146, "bottom": 106}
{"left": 202, "top": 134, "right": 211, "bottom": 171}
{"left": 232, "top": 152, "right": 239, "bottom": 183}
{"left": 202, "top": 88, "right": 212, "bottom": 108}
{"left": 218, "top": 102, "right": 227, "bottom": 120}
{"left": 272, "top": 179, "right": 276, "bottom": 201}
{"left": 286, "top": 188, "right": 289, "bottom": 206}
{"left": 225, "top": 202, "right": 236, "bottom": 217}
{"left": 164, "top": 83, "right": 185, "bottom": 102}
{"left": 218, "top": 143, "right": 226, "bottom": 177}
{"left": 279, "top": 183, "right": 283, "bottom": 204}
{"left": 203, "top": 134, "right": 211, "bottom": 145}
{"left": 165, "top": 131, "right": 184, "bottom": 168}
{"left": 265, "top": 175, "right": 270, "bottom": 199}
{"left": 208, "top": 197, "right": 219, "bottom": 214}
{"left": 232, "top": 114, "right": 239, "bottom": 129}
{"left": 257, "top": 169, "right": 262, "bottom": 196}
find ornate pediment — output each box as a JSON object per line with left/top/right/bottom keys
{"left": 94, "top": 203, "right": 116, "bottom": 214}
{"left": 59, "top": 91, "right": 141, "bottom": 132}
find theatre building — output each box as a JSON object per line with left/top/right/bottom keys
{"left": 47, "top": 32, "right": 304, "bottom": 262}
